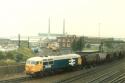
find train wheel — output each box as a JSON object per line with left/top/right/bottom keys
{"left": 92, "top": 63, "right": 96, "bottom": 67}
{"left": 85, "top": 65, "right": 91, "bottom": 69}
{"left": 50, "top": 70, "right": 55, "bottom": 75}
{"left": 76, "top": 66, "right": 83, "bottom": 70}
{"left": 30, "top": 74, "right": 37, "bottom": 78}
{"left": 118, "top": 51, "right": 124, "bottom": 59}
{"left": 38, "top": 72, "right": 44, "bottom": 77}
{"left": 106, "top": 54, "right": 111, "bottom": 62}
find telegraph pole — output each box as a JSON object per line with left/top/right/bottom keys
{"left": 18, "top": 34, "right": 20, "bottom": 48}
{"left": 98, "top": 23, "right": 103, "bottom": 52}
{"left": 28, "top": 36, "right": 30, "bottom": 48}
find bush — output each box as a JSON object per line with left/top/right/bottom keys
{"left": 0, "top": 48, "right": 35, "bottom": 64}
{"left": 71, "top": 37, "right": 85, "bottom": 51}
{"left": 0, "top": 51, "right": 5, "bottom": 60}
{"left": 14, "top": 53, "right": 23, "bottom": 62}
{"left": 5, "top": 51, "right": 15, "bottom": 60}
{"left": 15, "top": 48, "right": 34, "bottom": 62}
{"left": 0, "top": 59, "right": 17, "bottom": 66}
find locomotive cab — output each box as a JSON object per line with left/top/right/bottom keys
{"left": 25, "top": 57, "right": 43, "bottom": 75}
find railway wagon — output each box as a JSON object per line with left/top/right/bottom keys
{"left": 76, "top": 51, "right": 99, "bottom": 66}
{"left": 76, "top": 51, "right": 114, "bottom": 67}
{"left": 96, "top": 53, "right": 107, "bottom": 63}
{"left": 25, "top": 54, "right": 82, "bottom": 76}
{"left": 113, "top": 51, "right": 125, "bottom": 59}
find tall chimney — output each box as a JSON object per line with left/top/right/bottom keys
{"left": 63, "top": 18, "right": 65, "bottom": 36}
{"left": 48, "top": 17, "right": 50, "bottom": 38}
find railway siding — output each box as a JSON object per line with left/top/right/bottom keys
{"left": 110, "top": 73, "right": 125, "bottom": 83}
{"left": 0, "top": 76, "right": 28, "bottom": 83}
{"left": 54, "top": 59, "right": 125, "bottom": 83}
{"left": 88, "top": 71, "right": 122, "bottom": 83}
{"left": 21, "top": 58, "right": 125, "bottom": 83}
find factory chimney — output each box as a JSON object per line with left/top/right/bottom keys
{"left": 63, "top": 18, "right": 65, "bottom": 36}
{"left": 48, "top": 17, "right": 50, "bottom": 38}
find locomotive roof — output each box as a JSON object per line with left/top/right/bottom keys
{"left": 27, "top": 57, "right": 43, "bottom": 61}
{"left": 27, "top": 54, "right": 80, "bottom": 61}
{"left": 53, "top": 54, "right": 80, "bottom": 60}
{"left": 76, "top": 50, "right": 100, "bottom": 54}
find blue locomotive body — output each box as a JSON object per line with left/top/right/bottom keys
{"left": 25, "top": 54, "right": 82, "bottom": 75}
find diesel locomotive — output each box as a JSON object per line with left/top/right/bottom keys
{"left": 25, "top": 54, "right": 82, "bottom": 76}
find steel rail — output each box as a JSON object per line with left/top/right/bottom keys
{"left": 54, "top": 59, "right": 125, "bottom": 83}
{"left": 0, "top": 76, "right": 30, "bottom": 83}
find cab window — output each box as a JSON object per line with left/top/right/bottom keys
{"left": 39, "top": 61, "right": 42, "bottom": 64}
{"left": 48, "top": 58, "right": 53, "bottom": 65}
{"left": 31, "top": 61, "right": 36, "bottom": 64}
{"left": 43, "top": 62, "right": 48, "bottom": 65}
{"left": 49, "top": 61, "right": 53, "bottom": 65}
{"left": 35, "top": 61, "right": 42, "bottom": 65}
{"left": 36, "top": 61, "right": 39, "bottom": 65}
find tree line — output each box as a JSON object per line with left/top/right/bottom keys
{"left": 71, "top": 36, "right": 85, "bottom": 51}
{"left": 0, "top": 48, "right": 34, "bottom": 65}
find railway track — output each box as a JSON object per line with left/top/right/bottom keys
{"left": 88, "top": 71, "right": 124, "bottom": 83}
{"left": 1, "top": 59, "right": 125, "bottom": 83}
{"left": 110, "top": 73, "right": 125, "bottom": 83}
{"left": 54, "top": 59, "right": 125, "bottom": 83}
{"left": 55, "top": 70, "right": 125, "bottom": 83}
{"left": 54, "top": 68, "right": 115, "bottom": 83}
{"left": 0, "top": 76, "right": 30, "bottom": 83}
{"left": 54, "top": 68, "right": 98, "bottom": 83}
{"left": 99, "top": 71, "right": 125, "bottom": 83}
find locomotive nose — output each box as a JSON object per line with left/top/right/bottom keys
{"left": 25, "top": 65, "right": 36, "bottom": 74}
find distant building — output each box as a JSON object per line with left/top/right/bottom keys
{"left": 57, "top": 35, "right": 76, "bottom": 48}
{"left": 38, "top": 38, "right": 50, "bottom": 48}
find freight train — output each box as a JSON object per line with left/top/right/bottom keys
{"left": 25, "top": 50, "right": 125, "bottom": 76}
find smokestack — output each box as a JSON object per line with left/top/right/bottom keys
{"left": 48, "top": 17, "right": 50, "bottom": 38}
{"left": 63, "top": 18, "right": 65, "bottom": 36}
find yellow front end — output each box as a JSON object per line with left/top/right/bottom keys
{"left": 78, "top": 57, "right": 82, "bottom": 65}
{"left": 25, "top": 61, "right": 43, "bottom": 75}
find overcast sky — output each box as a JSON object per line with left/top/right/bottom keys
{"left": 0, "top": 0, "right": 125, "bottom": 38}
